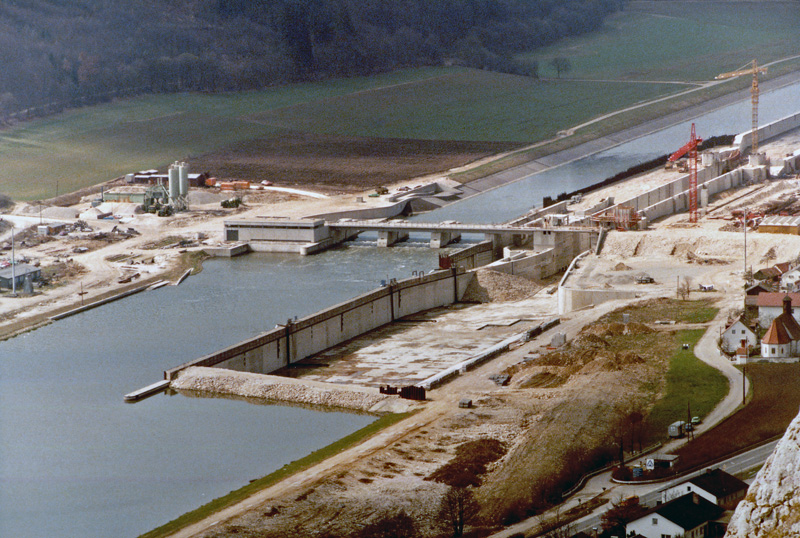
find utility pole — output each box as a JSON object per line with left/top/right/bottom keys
{"left": 10, "top": 227, "right": 16, "bottom": 297}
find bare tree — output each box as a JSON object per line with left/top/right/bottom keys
{"left": 549, "top": 57, "right": 571, "bottom": 78}
{"left": 440, "top": 486, "right": 479, "bottom": 537}
{"left": 677, "top": 276, "right": 692, "bottom": 300}
{"left": 600, "top": 495, "right": 647, "bottom": 534}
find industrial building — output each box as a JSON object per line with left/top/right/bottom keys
{"left": 0, "top": 264, "right": 41, "bottom": 290}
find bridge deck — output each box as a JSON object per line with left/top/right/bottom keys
{"left": 327, "top": 221, "right": 596, "bottom": 234}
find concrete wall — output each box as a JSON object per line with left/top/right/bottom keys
{"left": 508, "top": 200, "right": 569, "bottom": 226}
{"left": 558, "top": 288, "right": 640, "bottom": 313}
{"left": 165, "top": 268, "right": 475, "bottom": 380}
{"left": 736, "top": 111, "right": 800, "bottom": 153}
{"left": 305, "top": 200, "right": 410, "bottom": 221}
{"left": 447, "top": 241, "right": 495, "bottom": 270}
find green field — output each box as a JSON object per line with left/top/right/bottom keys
{"left": 643, "top": 330, "right": 729, "bottom": 444}
{"left": 524, "top": 1, "right": 800, "bottom": 81}
{"left": 2, "top": 1, "right": 800, "bottom": 202}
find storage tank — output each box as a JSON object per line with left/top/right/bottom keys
{"left": 168, "top": 163, "right": 180, "bottom": 200}
{"left": 178, "top": 162, "right": 189, "bottom": 197}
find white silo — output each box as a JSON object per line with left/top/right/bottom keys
{"left": 178, "top": 162, "right": 189, "bottom": 197}
{"left": 168, "top": 163, "right": 180, "bottom": 200}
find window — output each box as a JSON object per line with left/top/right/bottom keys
{"left": 652, "top": 517, "right": 658, "bottom": 525}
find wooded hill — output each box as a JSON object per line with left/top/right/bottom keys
{"left": 0, "top": 0, "right": 620, "bottom": 119}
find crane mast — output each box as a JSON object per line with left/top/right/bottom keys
{"left": 716, "top": 60, "right": 767, "bottom": 153}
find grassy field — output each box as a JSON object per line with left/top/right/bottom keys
{"left": 673, "top": 363, "right": 800, "bottom": 470}
{"left": 524, "top": 1, "right": 800, "bottom": 81}
{"left": 642, "top": 329, "right": 729, "bottom": 445}
{"left": 138, "top": 411, "right": 413, "bottom": 538}
{"left": 2, "top": 2, "right": 799, "bottom": 201}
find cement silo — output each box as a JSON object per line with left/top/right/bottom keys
{"left": 178, "top": 162, "right": 189, "bottom": 197}
{"left": 168, "top": 163, "right": 180, "bottom": 200}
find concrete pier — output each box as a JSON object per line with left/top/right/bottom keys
{"left": 430, "top": 230, "right": 460, "bottom": 248}
{"left": 377, "top": 229, "right": 409, "bottom": 247}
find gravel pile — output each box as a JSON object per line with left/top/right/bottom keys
{"left": 461, "top": 269, "right": 542, "bottom": 303}
{"left": 172, "top": 366, "right": 389, "bottom": 412}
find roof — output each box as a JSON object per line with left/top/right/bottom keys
{"left": 775, "top": 262, "right": 792, "bottom": 273}
{"left": 0, "top": 264, "right": 40, "bottom": 279}
{"left": 763, "top": 317, "right": 792, "bottom": 345}
{"left": 746, "top": 283, "right": 773, "bottom": 295}
{"left": 638, "top": 493, "right": 723, "bottom": 530}
{"left": 755, "top": 267, "right": 782, "bottom": 279}
{"left": 760, "top": 215, "right": 800, "bottom": 227}
{"left": 757, "top": 292, "right": 800, "bottom": 307}
{"left": 688, "top": 469, "right": 748, "bottom": 499}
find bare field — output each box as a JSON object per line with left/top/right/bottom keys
{"left": 188, "top": 132, "right": 520, "bottom": 194}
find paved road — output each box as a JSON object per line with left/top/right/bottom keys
{"left": 488, "top": 297, "right": 761, "bottom": 538}
{"left": 569, "top": 440, "right": 778, "bottom": 537}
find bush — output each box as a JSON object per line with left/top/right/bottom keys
{"left": 0, "top": 193, "right": 13, "bottom": 210}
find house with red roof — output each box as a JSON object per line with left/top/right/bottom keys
{"left": 756, "top": 292, "right": 800, "bottom": 327}
{"left": 760, "top": 295, "right": 800, "bottom": 361}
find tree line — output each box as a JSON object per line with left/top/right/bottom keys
{"left": 0, "top": 0, "right": 621, "bottom": 119}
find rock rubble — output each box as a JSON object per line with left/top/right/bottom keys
{"left": 172, "top": 366, "right": 390, "bottom": 413}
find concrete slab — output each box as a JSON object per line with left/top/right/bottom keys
{"left": 277, "top": 296, "right": 557, "bottom": 387}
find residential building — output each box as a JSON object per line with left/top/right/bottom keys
{"left": 626, "top": 493, "right": 723, "bottom": 538}
{"left": 661, "top": 469, "right": 748, "bottom": 510}
{"left": 757, "top": 292, "right": 800, "bottom": 326}
{"left": 721, "top": 318, "right": 757, "bottom": 354}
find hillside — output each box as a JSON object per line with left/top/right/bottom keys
{"left": 0, "top": 0, "right": 620, "bottom": 119}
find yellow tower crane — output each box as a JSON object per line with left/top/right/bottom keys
{"left": 715, "top": 60, "right": 768, "bottom": 153}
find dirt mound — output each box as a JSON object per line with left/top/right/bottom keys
{"left": 518, "top": 371, "right": 567, "bottom": 389}
{"left": 613, "top": 262, "right": 632, "bottom": 271}
{"left": 626, "top": 322, "right": 654, "bottom": 334}
{"left": 572, "top": 333, "right": 610, "bottom": 348}
{"left": 461, "top": 269, "right": 542, "bottom": 303}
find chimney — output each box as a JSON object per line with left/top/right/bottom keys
{"left": 784, "top": 294, "right": 793, "bottom": 317}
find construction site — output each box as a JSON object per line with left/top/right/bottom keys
{"left": 5, "top": 64, "right": 800, "bottom": 538}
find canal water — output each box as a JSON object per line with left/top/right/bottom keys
{"left": 1, "top": 82, "right": 799, "bottom": 537}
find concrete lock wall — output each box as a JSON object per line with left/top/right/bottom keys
{"left": 559, "top": 288, "right": 639, "bottom": 313}
{"left": 448, "top": 241, "right": 494, "bottom": 270}
{"left": 164, "top": 268, "right": 474, "bottom": 380}
{"left": 736, "top": 111, "right": 800, "bottom": 153}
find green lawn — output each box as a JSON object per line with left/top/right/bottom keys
{"left": 250, "top": 69, "right": 680, "bottom": 142}
{"left": 523, "top": 1, "right": 800, "bottom": 81}
{"left": 643, "top": 329, "right": 729, "bottom": 444}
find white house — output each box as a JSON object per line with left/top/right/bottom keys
{"left": 781, "top": 267, "right": 800, "bottom": 291}
{"left": 760, "top": 295, "right": 800, "bottom": 361}
{"left": 661, "top": 468, "right": 748, "bottom": 510}
{"left": 721, "top": 318, "right": 757, "bottom": 354}
{"left": 757, "top": 292, "right": 800, "bottom": 326}
{"left": 626, "top": 493, "right": 723, "bottom": 538}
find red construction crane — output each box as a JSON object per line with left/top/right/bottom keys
{"left": 669, "top": 123, "right": 702, "bottom": 223}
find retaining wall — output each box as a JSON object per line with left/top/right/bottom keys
{"left": 164, "top": 268, "right": 474, "bottom": 380}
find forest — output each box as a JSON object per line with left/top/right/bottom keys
{"left": 0, "top": 0, "right": 621, "bottom": 119}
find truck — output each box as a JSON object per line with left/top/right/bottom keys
{"left": 668, "top": 420, "right": 687, "bottom": 438}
